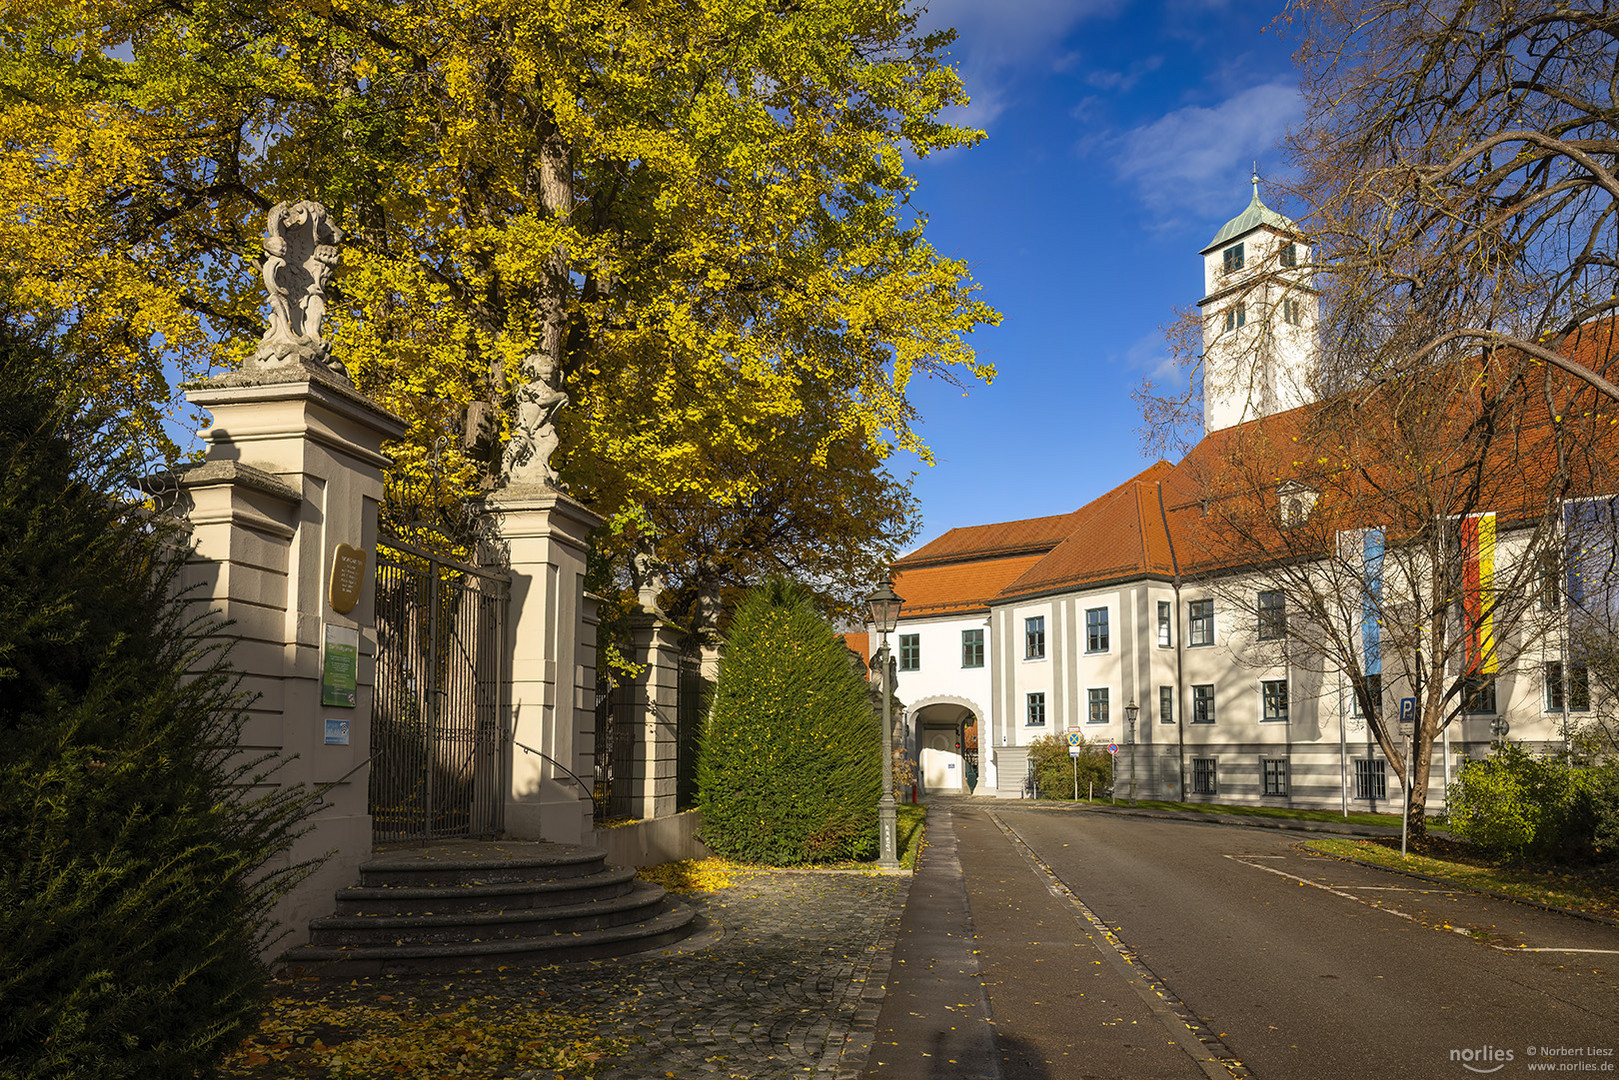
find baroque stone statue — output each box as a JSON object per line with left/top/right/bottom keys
{"left": 502, "top": 352, "right": 568, "bottom": 487}
{"left": 250, "top": 200, "right": 349, "bottom": 379}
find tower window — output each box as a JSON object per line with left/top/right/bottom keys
{"left": 1283, "top": 298, "right": 1303, "bottom": 325}
{"left": 1223, "top": 243, "right": 1245, "bottom": 273}
{"left": 1281, "top": 243, "right": 1298, "bottom": 268}
{"left": 1224, "top": 304, "right": 1246, "bottom": 332}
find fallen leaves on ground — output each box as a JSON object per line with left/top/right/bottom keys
{"left": 220, "top": 995, "right": 625, "bottom": 1079}
{"left": 637, "top": 857, "right": 760, "bottom": 894}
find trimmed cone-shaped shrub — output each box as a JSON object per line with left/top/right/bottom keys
{"left": 0, "top": 330, "right": 316, "bottom": 1078}
{"left": 698, "top": 580, "right": 880, "bottom": 864}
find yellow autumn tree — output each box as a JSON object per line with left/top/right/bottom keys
{"left": 0, "top": 0, "right": 996, "bottom": 576}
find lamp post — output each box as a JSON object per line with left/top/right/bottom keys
{"left": 1125, "top": 700, "right": 1139, "bottom": 804}
{"left": 867, "top": 579, "right": 904, "bottom": 869}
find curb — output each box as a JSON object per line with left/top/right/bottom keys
{"left": 1298, "top": 840, "right": 1619, "bottom": 930}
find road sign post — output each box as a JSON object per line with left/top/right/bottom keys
{"left": 1107, "top": 742, "right": 1119, "bottom": 805}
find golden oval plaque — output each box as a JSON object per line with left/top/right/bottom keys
{"left": 328, "top": 543, "right": 368, "bottom": 615}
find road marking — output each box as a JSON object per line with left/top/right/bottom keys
{"left": 990, "top": 811, "right": 1253, "bottom": 1080}
{"left": 1224, "top": 855, "right": 1429, "bottom": 927}
{"left": 1225, "top": 856, "right": 1619, "bottom": 955}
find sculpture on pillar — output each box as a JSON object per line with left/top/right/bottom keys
{"left": 251, "top": 200, "right": 349, "bottom": 380}
{"left": 630, "top": 546, "right": 667, "bottom": 615}
{"left": 690, "top": 557, "right": 725, "bottom": 633}
{"left": 501, "top": 352, "right": 568, "bottom": 487}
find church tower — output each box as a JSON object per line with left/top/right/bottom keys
{"left": 1197, "top": 176, "right": 1318, "bottom": 436}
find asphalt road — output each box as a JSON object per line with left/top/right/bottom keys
{"left": 971, "top": 805, "right": 1619, "bottom": 1080}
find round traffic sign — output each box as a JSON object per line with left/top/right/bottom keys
{"left": 1066, "top": 731, "right": 1082, "bottom": 746}
{"left": 1107, "top": 742, "right": 1119, "bottom": 755}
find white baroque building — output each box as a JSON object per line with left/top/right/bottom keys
{"left": 865, "top": 186, "right": 1608, "bottom": 809}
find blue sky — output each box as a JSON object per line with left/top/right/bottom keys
{"left": 896, "top": 0, "right": 1302, "bottom": 550}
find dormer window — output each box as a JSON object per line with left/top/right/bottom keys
{"left": 1281, "top": 243, "right": 1298, "bottom": 268}
{"left": 1279, "top": 481, "right": 1317, "bottom": 526}
{"left": 1223, "top": 243, "right": 1245, "bottom": 273}
{"left": 1224, "top": 303, "right": 1246, "bottom": 332}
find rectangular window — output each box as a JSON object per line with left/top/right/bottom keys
{"left": 1546, "top": 661, "right": 1590, "bottom": 713}
{"left": 1354, "top": 759, "right": 1387, "bottom": 801}
{"left": 961, "top": 628, "right": 984, "bottom": 668}
{"left": 1193, "top": 757, "right": 1218, "bottom": 795}
{"left": 1223, "top": 304, "right": 1247, "bottom": 332}
{"left": 1262, "top": 679, "right": 1289, "bottom": 721}
{"left": 1026, "top": 692, "right": 1046, "bottom": 727}
{"left": 1352, "top": 673, "right": 1382, "bottom": 719}
{"left": 1025, "top": 616, "right": 1046, "bottom": 660}
{"left": 1157, "top": 600, "right": 1172, "bottom": 646}
{"left": 1282, "top": 298, "right": 1303, "bottom": 325}
{"left": 1257, "top": 590, "right": 1286, "bottom": 640}
{"left": 1280, "top": 242, "right": 1298, "bottom": 268}
{"left": 1263, "top": 757, "right": 1288, "bottom": 797}
{"left": 1086, "top": 607, "right": 1109, "bottom": 652}
{"left": 1192, "top": 684, "right": 1215, "bottom": 723}
{"left": 1539, "top": 551, "right": 1561, "bottom": 611}
{"left": 1088, "top": 687, "right": 1109, "bottom": 724}
{"left": 1189, "top": 600, "right": 1215, "bottom": 646}
{"left": 898, "top": 633, "right": 920, "bottom": 672}
{"left": 1223, "top": 243, "right": 1245, "bottom": 273}
{"left": 1462, "top": 674, "right": 1497, "bottom": 715}
{"left": 1159, "top": 685, "right": 1174, "bottom": 724}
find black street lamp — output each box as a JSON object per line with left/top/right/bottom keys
{"left": 1125, "top": 699, "right": 1140, "bottom": 803}
{"left": 867, "top": 579, "right": 903, "bottom": 868}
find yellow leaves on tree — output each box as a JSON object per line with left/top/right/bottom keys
{"left": 0, "top": 0, "right": 999, "bottom": 548}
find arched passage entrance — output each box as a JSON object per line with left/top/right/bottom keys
{"left": 910, "top": 696, "right": 983, "bottom": 794}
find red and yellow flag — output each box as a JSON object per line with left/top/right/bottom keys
{"left": 1461, "top": 513, "right": 1497, "bottom": 674}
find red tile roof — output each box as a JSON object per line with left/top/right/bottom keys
{"left": 893, "top": 326, "right": 1619, "bottom": 612}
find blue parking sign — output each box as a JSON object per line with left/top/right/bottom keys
{"left": 1399, "top": 697, "right": 1416, "bottom": 724}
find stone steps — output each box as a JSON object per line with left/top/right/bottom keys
{"left": 280, "top": 839, "right": 698, "bottom": 977}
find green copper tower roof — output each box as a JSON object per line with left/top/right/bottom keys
{"left": 1201, "top": 179, "right": 1296, "bottom": 254}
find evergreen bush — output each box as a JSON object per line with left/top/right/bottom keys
{"left": 697, "top": 579, "right": 880, "bottom": 864}
{"left": 0, "top": 331, "right": 315, "bottom": 1078}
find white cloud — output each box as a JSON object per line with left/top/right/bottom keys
{"left": 1085, "top": 55, "right": 1164, "bottom": 93}
{"left": 916, "top": 0, "right": 1121, "bottom": 128}
{"left": 1117, "top": 328, "right": 1181, "bottom": 383}
{"left": 1108, "top": 81, "right": 1303, "bottom": 220}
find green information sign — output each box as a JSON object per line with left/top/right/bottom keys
{"left": 321, "top": 624, "right": 359, "bottom": 708}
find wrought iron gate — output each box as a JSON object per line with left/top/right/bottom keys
{"left": 370, "top": 535, "right": 509, "bottom": 844}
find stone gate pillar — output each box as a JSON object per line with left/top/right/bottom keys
{"left": 178, "top": 364, "right": 406, "bottom": 951}
{"left": 490, "top": 485, "right": 603, "bottom": 844}
{"left": 623, "top": 608, "right": 683, "bottom": 820}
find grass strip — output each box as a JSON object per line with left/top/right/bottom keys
{"left": 897, "top": 804, "right": 926, "bottom": 870}
{"left": 1304, "top": 836, "right": 1619, "bottom": 924}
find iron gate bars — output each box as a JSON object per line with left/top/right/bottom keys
{"left": 370, "top": 538, "right": 508, "bottom": 843}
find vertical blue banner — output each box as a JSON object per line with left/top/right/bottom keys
{"left": 1362, "top": 528, "right": 1384, "bottom": 676}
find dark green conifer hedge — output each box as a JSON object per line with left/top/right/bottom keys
{"left": 0, "top": 330, "right": 315, "bottom": 1078}
{"left": 698, "top": 579, "right": 880, "bottom": 864}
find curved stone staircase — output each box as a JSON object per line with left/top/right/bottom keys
{"left": 280, "top": 840, "right": 697, "bottom": 977}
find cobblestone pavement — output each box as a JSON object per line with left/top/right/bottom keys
{"left": 286, "top": 870, "right": 909, "bottom": 1080}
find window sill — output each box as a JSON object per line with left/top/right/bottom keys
{"left": 1260, "top": 717, "right": 1289, "bottom": 723}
